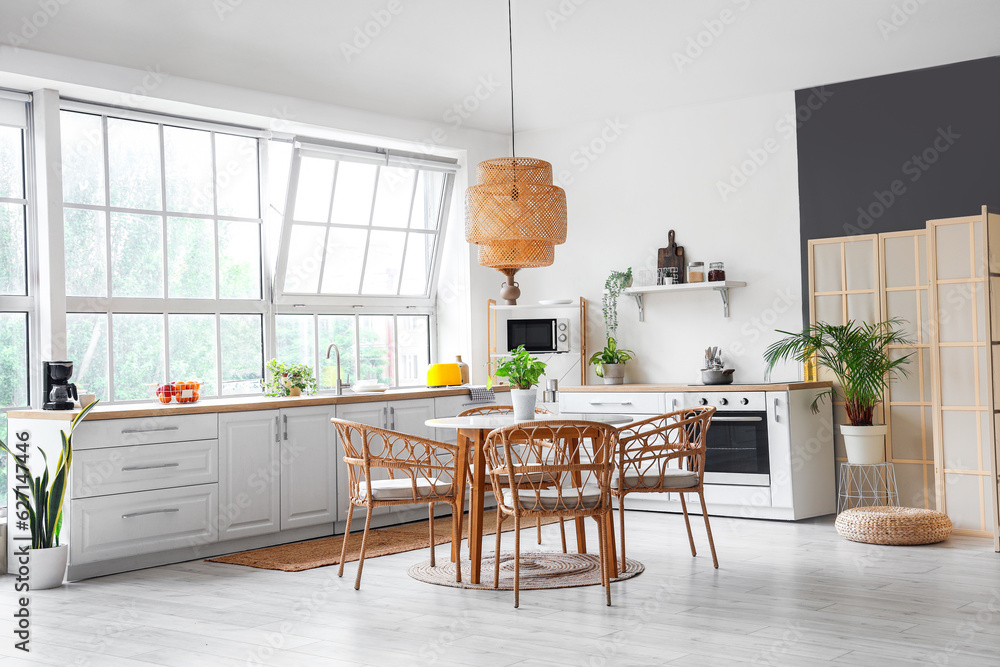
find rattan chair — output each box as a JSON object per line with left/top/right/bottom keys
{"left": 458, "top": 405, "right": 567, "bottom": 551}
{"left": 331, "top": 417, "right": 462, "bottom": 590}
{"left": 485, "top": 420, "right": 618, "bottom": 608}
{"left": 614, "top": 407, "right": 718, "bottom": 569}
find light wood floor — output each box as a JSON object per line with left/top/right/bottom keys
{"left": 2, "top": 510, "right": 999, "bottom": 666}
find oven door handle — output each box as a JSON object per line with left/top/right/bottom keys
{"left": 711, "top": 416, "right": 763, "bottom": 422}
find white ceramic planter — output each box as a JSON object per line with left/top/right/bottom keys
{"left": 510, "top": 388, "right": 538, "bottom": 421}
{"left": 28, "top": 544, "right": 68, "bottom": 590}
{"left": 602, "top": 363, "right": 625, "bottom": 385}
{"left": 840, "top": 424, "right": 888, "bottom": 464}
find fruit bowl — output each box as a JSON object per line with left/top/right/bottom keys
{"left": 151, "top": 381, "right": 202, "bottom": 404}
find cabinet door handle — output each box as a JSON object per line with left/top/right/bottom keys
{"left": 283, "top": 414, "right": 288, "bottom": 440}
{"left": 121, "top": 426, "right": 179, "bottom": 434}
{"left": 773, "top": 398, "right": 780, "bottom": 423}
{"left": 390, "top": 406, "right": 395, "bottom": 430}
{"left": 383, "top": 406, "right": 388, "bottom": 429}
{"left": 122, "top": 508, "right": 179, "bottom": 520}
{"left": 588, "top": 401, "right": 633, "bottom": 406}
{"left": 121, "top": 463, "right": 180, "bottom": 472}
{"left": 274, "top": 416, "right": 279, "bottom": 443}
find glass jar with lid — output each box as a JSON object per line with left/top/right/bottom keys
{"left": 687, "top": 261, "right": 705, "bottom": 283}
{"left": 708, "top": 262, "right": 726, "bottom": 282}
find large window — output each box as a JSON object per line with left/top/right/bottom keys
{"left": 0, "top": 93, "right": 32, "bottom": 508}
{"left": 275, "top": 141, "right": 456, "bottom": 300}
{"left": 61, "top": 107, "right": 266, "bottom": 401}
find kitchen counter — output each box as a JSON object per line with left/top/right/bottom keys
{"left": 7, "top": 385, "right": 509, "bottom": 421}
{"left": 562, "top": 381, "right": 832, "bottom": 393}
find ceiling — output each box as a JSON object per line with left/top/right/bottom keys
{"left": 1, "top": 0, "right": 998, "bottom": 133}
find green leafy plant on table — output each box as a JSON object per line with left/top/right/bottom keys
{"left": 488, "top": 345, "right": 547, "bottom": 390}
{"left": 0, "top": 400, "right": 99, "bottom": 549}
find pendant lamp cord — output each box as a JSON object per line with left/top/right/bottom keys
{"left": 508, "top": 0, "right": 516, "bottom": 165}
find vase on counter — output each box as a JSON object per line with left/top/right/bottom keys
{"left": 510, "top": 388, "right": 537, "bottom": 421}
{"left": 601, "top": 363, "right": 625, "bottom": 385}
{"left": 288, "top": 386, "right": 302, "bottom": 397}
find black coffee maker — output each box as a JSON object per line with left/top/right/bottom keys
{"left": 43, "top": 361, "right": 78, "bottom": 410}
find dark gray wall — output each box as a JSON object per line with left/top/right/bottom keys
{"left": 796, "top": 56, "right": 1000, "bottom": 322}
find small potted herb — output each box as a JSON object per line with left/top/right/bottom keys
{"left": 489, "top": 345, "right": 547, "bottom": 420}
{"left": 593, "top": 268, "right": 636, "bottom": 384}
{"left": 264, "top": 360, "right": 319, "bottom": 397}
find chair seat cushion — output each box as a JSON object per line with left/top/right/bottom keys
{"left": 835, "top": 506, "right": 952, "bottom": 545}
{"left": 502, "top": 485, "right": 604, "bottom": 511}
{"left": 361, "top": 477, "right": 452, "bottom": 501}
{"left": 612, "top": 468, "right": 699, "bottom": 490}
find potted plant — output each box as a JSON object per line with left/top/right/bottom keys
{"left": 264, "top": 360, "right": 319, "bottom": 397}
{"left": 593, "top": 268, "right": 635, "bottom": 383}
{"left": 589, "top": 337, "right": 635, "bottom": 385}
{"left": 762, "top": 319, "right": 912, "bottom": 464}
{"left": 489, "top": 345, "right": 547, "bottom": 420}
{"left": 1, "top": 400, "right": 99, "bottom": 589}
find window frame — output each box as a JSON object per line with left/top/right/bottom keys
{"left": 273, "top": 138, "right": 457, "bottom": 308}
{"left": 59, "top": 101, "right": 270, "bottom": 403}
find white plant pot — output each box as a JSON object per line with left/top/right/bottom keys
{"left": 28, "top": 544, "right": 68, "bottom": 590}
{"left": 602, "top": 363, "right": 625, "bottom": 385}
{"left": 840, "top": 425, "right": 888, "bottom": 464}
{"left": 510, "top": 388, "right": 538, "bottom": 421}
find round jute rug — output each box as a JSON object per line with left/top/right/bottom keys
{"left": 408, "top": 552, "right": 643, "bottom": 590}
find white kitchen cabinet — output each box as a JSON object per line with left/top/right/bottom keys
{"left": 219, "top": 410, "right": 281, "bottom": 540}
{"left": 280, "top": 405, "right": 338, "bottom": 530}
{"left": 387, "top": 398, "right": 435, "bottom": 439}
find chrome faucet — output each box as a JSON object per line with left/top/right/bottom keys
{"left": 325, "top": 343, "right": 343, "bottom": 396}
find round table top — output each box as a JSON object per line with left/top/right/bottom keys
{"left": 425, "top": 412, "right": 633, "bottom": 430}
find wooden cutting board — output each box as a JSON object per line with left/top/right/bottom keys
{"left": 657, "top": 230, "right": 686, "bottom": 284}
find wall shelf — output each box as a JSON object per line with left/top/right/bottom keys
{"left": 623, "top": 281, "right": 746, "bottom": 320}
{"left": 490, "top": 302, "right": 579, "bottom": 311}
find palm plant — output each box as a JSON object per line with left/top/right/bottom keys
{"left": 762, "top": 319, "right": 912, "bottom": 425}
{"left": 0, "top": 400, "right": 98, "bottom": 549}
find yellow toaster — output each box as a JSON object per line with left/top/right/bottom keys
{"left": 426, "top": 363, "right": 463, "bottom": 387}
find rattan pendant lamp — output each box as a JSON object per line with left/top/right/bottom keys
{"left": 465, "top": 0, "right": 567, "bottom": 305}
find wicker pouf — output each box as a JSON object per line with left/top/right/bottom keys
{"left": 835, "top": 506, "right": 952, "bottom": 545}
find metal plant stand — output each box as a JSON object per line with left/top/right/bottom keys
{"left": 837, "top": 462, "right": 900, "bottom": 513}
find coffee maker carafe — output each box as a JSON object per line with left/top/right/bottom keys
{"left": 43, "top": 361, "right": 78, "bottom": 410}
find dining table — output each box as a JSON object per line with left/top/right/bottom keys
{"left": 425, "top": 411, "right": 633, "bottom": 584}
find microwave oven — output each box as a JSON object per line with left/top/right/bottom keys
{"left": 507, "top": 318, "right": 570, "bottom": 354}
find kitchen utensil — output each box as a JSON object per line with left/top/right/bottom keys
{"left": 42, "top": 361, "right": 77, "bottom": 410}
{"left": 657, "top": 230, "right": 686, "bottom": 284}
{"left": 701, "top": 369, "right": 735, "bottom": 385}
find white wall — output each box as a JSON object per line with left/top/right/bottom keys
{"left": 498, "top": 91, "right": 805, "bottom": 385}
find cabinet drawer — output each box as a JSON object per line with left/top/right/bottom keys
{"left": 560, "top": 392, "right": 665, "bottom": 415}
{"left": 72, "top": 439, "right": 219, "bottom": 498}
{"left": 70, "top": 484, "right": 218, "bottom": 565}
{"left": 74, "top": 413, "right": 218, "bottom": 450}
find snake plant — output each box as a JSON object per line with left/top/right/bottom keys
{"left": 0, "top": 400, "right": 98, "bottom": 549}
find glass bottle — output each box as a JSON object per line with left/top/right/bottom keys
{"left": 687, "top": 261, "right": 705, "bottom": 283}
{"left": 708, "top": 262, "right": 726, "bottom": 282}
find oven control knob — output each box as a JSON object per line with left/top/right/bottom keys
{"left": 699, "top": 398, "right": 708, "bottom": 406}
{"left": 719, "top": 398, "right": 728, "bottom": 406}
{"left": 558, "top": 322, "right": 568, "bottom": 331}
{"left": 558, "top": 334, "right": 568, "bottom": 342}
{"left": 740, "top": 397, "right": 750, "bottom": 406}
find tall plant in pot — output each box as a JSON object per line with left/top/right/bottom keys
{"left": 762, "top": 319, "right": 912, "bottom": 464}
{"left": 1, "top": 400, "right": 99, "bottom": 589}
{"left": 594, "top": 268, "right": 635, "bottom": 383}
{"left": 489, "top": 345, "right": 547, "bottom": 420}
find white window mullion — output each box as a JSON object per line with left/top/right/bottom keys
{"left": 215, "top": 313, "right": 224, "bottom": 398}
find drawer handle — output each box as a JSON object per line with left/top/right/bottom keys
{"left": 588, "top": 401, "right": 633, "bottom": 406}
{"left": 121, "top": 463, "right": 180, "bottom": 472}
{"left": 122, "top": 508, "right": 180, "bottom": 520}
{"left": 121, "top": 426, "right": 180, "bottom": 434}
